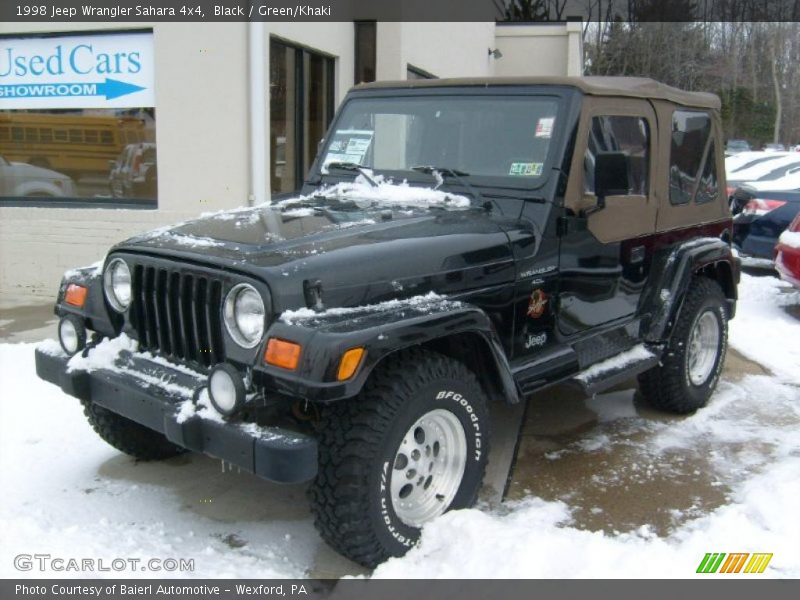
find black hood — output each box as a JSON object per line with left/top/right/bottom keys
{"left": 114, "top": 193, "right": 520, "bottom": 311}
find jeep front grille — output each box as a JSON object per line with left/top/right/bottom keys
{"left": 131, "top": 264, "right": 225, "bottom": 368}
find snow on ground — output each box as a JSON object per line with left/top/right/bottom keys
{"left": 374, "top": 373, "right": 800, "bottom": 578}
{"left": 0, "top": 344, "right": 317, "bottom": 579}
{"left": 1, "top": 273, "right": 798, "bottom": 578}
{"left": 729, "top": 273, "right": 800, "bottom": 384}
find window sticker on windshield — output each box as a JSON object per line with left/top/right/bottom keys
{"left": 509, "top": 162, "right": 543, "bottom": 176}
{"left": 323, "top": 129, "right": 374, "bottom": 168}
{"left": 535, "top": 117, "right": 555, "bottom": 138}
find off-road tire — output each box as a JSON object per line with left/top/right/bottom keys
{"left": 639, "top": 277, "right": 728, "bottom": 414}
{"left": 308, "top": 348, "right": 490, "bottom": 568}
{"left": 81, "top": 399, "right": 186, "bottom": 460}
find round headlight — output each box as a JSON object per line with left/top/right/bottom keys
{"left": 223, "top": 284, "right": 265, "bottom": 348}
{"left": 103, "top": 258, "right": 132, "bottom": 312}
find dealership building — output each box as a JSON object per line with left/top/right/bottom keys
{"left": 0, "top": 20, "right": 583, "bottom": 307}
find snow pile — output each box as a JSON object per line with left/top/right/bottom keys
{"left": 373, "top": 454, "right": 800, "bottom": 578}
{"left": 778, "top": 229, "right": 800, "bottom": 249}
{"left": 0, "top": 344, "right": 316, "bottom": 579}
{"left": 280, "top": 292, "right": 461, "bottom": 325}
{"left": 728, "top": 273, "right": 800, "bottom": 384}
{"left": 277, "top": 174, "right": 471, "bottom": 210}
{"left": 575, "top": 345, "right": 654, "bottom": 382}
{"left": 65, "top": 334, "right": 138, "bottom": 374}
{"left": 176, "top": 389, "right": 225, "bottom": 425}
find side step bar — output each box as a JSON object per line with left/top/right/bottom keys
{"left": 571, "top": 344, "right": 661, "bottom": 396}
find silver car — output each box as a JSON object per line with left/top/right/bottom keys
{"left": 0, "top": 155, "right": 76, "bottom": 197}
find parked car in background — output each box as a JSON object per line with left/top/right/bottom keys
{"left": 108, "top": 143, "right": 157, "bottom": 199}
{"left": 725, "top": 150, "right": 788, "bottom": 175}
{"left": 725, "top": 139, "right": 751, "bottom": 154}
{"left": 0, "top": 155, "right": 76, "bottom": 197}
{"left": 731, "top": 172, "right": 800, "bottom": 265}
{"left": 775, "top": 214, "right": 800, "bottom": 287}
{"left": 763, "top": 143, "right": 787, "bottom": 152}
{"left": 726, "top": 153, "right": 800, "bottom": 197}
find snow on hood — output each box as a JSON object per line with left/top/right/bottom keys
{"left": 124, "top": 176, "right": 470, "bottom": 249}
{"left": 277, "top": 174, "right": 471, "bottom": 210}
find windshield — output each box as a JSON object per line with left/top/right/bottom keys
{"left": 319, "top": 95, "right": 561, "bottom": 184}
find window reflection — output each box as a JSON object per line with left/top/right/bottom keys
{"left": 270, "top": 39, "right": 335, "bottom": 194}
{"left": 0, "top": 109, "right": 157, "bottom": 203}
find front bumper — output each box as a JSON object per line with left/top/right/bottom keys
{"left": 35, "top": 347, "right": 317, "bottom": 484}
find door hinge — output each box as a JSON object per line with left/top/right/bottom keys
{"left": 557, "top": 215, "right": 586, "bottom": 236}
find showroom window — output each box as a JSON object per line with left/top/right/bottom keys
{"left": 0, "top": 30, "right": 156, "bottom": 207}
{"left": 270, "top": 38, "right": 335, "bottom": 194}
{"left": 669, "top": 110, "right": 713, "bottom": 205}
{"left": 584, "top": 115, "right": 650, "bottom": 195}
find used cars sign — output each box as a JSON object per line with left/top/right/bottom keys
{"left": 0, "top": 31, "right": 154, "bottom": 109}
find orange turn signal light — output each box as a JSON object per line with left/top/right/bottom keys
{"left": 64, "top": 284, "right": 88, "bottom": 307}
{"left": 337, "top": 347, "right": 365, "bottom": 381}
{"left": 264, "top": 338, "right": 302, "bottom": 370}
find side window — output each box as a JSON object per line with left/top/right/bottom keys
{"left": 584, "top": 116, "right": 649, "bottom": 195}
{"left": 669, "top": 110, "right": 712, "bottom": 205}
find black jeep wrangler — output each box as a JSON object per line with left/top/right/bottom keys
{"left": 36, "top": 76, "right": 738, "bottom": 568}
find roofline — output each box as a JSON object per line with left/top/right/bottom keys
{"left": 353, "top": 76, "right": 721, "bottom": 109}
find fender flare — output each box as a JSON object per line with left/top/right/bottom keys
{"left": 255, "top": 297, "right": 521, "bottom": 404}
{"left": 640, "top": 237, "right": 739, "bottom": 342}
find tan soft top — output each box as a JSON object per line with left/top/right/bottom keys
{"left": 355, "top": 76, "right": 720, "bottom": 109}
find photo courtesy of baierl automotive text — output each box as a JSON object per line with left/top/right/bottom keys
{"left": 1, "top": 0, "right": 799, "bottom": 590}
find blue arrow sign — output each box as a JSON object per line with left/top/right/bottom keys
{"left": 0, "top": 78, "right": 145, "bottom": 101}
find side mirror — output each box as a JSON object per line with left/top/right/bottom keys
{"left": 594, "top": 151, "right": 631, "bottom": 203}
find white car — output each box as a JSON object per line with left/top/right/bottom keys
{"left": 0, "top": 155, "right": 76, "bottom": 197}
{"left": 726, "top": 153, "right": 800, "bottom": 188}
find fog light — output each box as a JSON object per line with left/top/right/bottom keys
{"left": 207, "top": 363, "right": 246, "bottom": 416}
{"left": 58, "top": 315, "right": 86, "bottom": 356}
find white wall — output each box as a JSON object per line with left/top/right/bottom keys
{"left": 494, "top": 21, "right": 584, "bottom": 77}
{"left": 376, "top": 23, "right": 496, "bottom": 80}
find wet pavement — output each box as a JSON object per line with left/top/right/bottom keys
{"left": 510, "top": 350, "right": 779, "bottom": 538}
{"left": 0, "top": 301, "right": 786, "bottom": 578}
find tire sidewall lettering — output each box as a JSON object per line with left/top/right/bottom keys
{"left": 373, "top": 380, "right": 488, "bottom": 554}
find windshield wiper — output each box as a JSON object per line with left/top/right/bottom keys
{"left": 411, "top": 165, "right": 492, "bottom": 210}
{"left": 324, "top": 161, "right": 379, "bottom": 188}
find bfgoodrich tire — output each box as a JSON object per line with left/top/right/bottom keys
{"left": 81, "top": 399, "right": 186, "bottom": 460}
{"left": 308, "top": 348, "right": 490, "bottom": 568}
{"left": 639, "top": 277, "right": 728, "bottom": 414}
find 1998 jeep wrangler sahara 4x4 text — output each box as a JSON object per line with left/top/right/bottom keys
{"left": 36, "top": 76, "right": 739, "bottom": 568}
